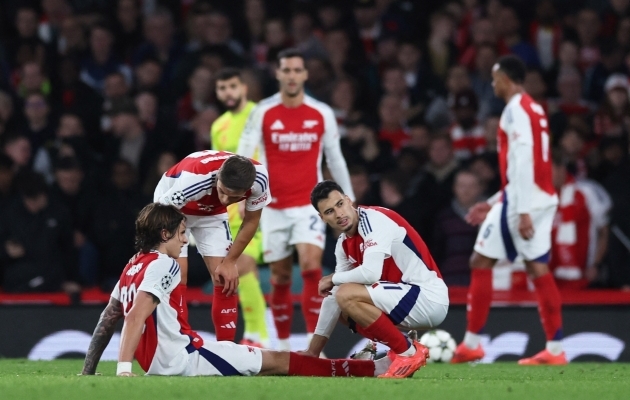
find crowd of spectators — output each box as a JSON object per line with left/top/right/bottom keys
{"left": 1, "top": 0, "right": 629, "bottom": 296}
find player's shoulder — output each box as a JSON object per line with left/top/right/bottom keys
{"left": 255, "top": 94, "right": 282, "bottom": 112}
{"left": 356, "top": 206, "right": 390, "bottom": 236}
{"left": 303, "top": 95, "right": 334, "bottom": 114}
{"left": 147, "top": 252, "right": 180, "bottom": 274}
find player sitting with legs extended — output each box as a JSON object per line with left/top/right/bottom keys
{"left": 154, "top": 151, "right": 270, "bottom": 342}
{"left": 301, "top": 181, "right": 450, "bottom": 378}
{"left": 451, "top": 55, "right": 567, "bottom": 365}
{"left": 80, "top": 203, "right": 394, "bottom": 378}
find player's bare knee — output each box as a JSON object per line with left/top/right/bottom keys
{"left": 270, "top": 261, "right": 292, "bottom": 284}
{"left": 525, "top": 261, "right": 549, "bottom": 278}
{"left": 470, "top": 252, "right": 495, "bottom": 269}
{"left": 335, "top": 284, "right": 358, "bottom": 309}
{"left": 299, "top": 258, "right": 320, "bottom": 272}
{"left": 259, "top": 350, "right": 289, "bottom": 376}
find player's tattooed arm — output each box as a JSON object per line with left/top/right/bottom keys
{"left": 81, "top": 298, "right": 124, "bottom": 375}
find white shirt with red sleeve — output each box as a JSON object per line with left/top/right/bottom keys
{"left": 111, "top": 251, "right": 191, "bottom": 375}
{"left": 498, "top": 92, "right": 558, "bottom": 213}
{"left": 237, "top": 94, "right": 354, "bottom": 209}
{"left": 154, "top": 150, "right": 271, "bottom": 216}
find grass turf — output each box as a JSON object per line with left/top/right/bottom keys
{"left": 0, "top": 360, "right": 628, "bottom": 400}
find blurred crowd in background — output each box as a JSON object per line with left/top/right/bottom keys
{"left": 0, "top": 0, "right": 630, "bottom": 296}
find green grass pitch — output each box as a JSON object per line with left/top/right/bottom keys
{"left": 0, "top": 360, "right": 628, "bottom": 400}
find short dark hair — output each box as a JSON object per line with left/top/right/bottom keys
{"left": 277, "top": 48, "right": 305, "bottom": 63}
{"left": 218, "top": 155, "right": 257, "bottom": 191}
{"left": 310, "top": 180, "right": 344, "bottom": 210}
{"left": 16, "top": 171, "right": 47, "bottom": 199}
{"left": 215, "top": 67, "right": 242, "bottom": 82}
{"left": 496, "top": 55, "right": 527, "bottom": 84}
{"left": 54, "top": 156, "right": 82, "bottom": 172}
{"left": 0, "top": 153, "right": 13, "bottom": 170}
{"left": 135, "top": 203, "right": 186, "bottom": 253}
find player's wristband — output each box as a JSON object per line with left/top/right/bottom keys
{"left": 116, "top": 362, "right": 132, "bottom": 375}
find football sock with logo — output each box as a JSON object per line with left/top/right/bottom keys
{"left": 359, "top": 313, "right": 411, "bottom": 355}
{"left": 288, "top": 352, "right": 375, "bottom": 377}
{"left": 465, "top": 268, "right": 493, "bottom": 341}
{"left": 301, "top": 269, "right": 323, "bottom": 333}
{"left": 271, "top": 281, "right": 293, "bottom": 340}
{"left": 533, "top": 273, "right": 563, "bottom": 346}
{"left": 238, "top": 272, "right": 269, "bottom": 344}
{"left": 212, "top": 286, "right": 238, "bottom": 341}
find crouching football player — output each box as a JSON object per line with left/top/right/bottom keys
{"left": 302, "top": 181, "right": 450, "bottom": 378}
{"left": 80, "top": 203, "right": 395, "bottom": 378}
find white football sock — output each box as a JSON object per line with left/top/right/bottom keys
{"left": 374, "top": 356, "right": 391, "bottom": 376}
{"left": 546, "top": 341, "right": 563, "bottom": 356}
{"left": 463, "top": 331, "right": 482, "bottom": 349}
{"left": 399, "top": 341, "right": 416, "bottom": 357}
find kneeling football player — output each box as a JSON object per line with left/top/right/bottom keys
{"left": 302, "top": 181, "right": 450, "bottom": 378}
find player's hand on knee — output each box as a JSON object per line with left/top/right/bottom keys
{"left": 518, "top": 213, "right": 535, "bottom": 240}
{"left": 465, "top": 202, "right": 492, "bottom": 226}
{"left": 216, "top": 261, "right": 239, "bottom": 296}
{"left": 318, "top": 274, "right": 334, "bottom": 297}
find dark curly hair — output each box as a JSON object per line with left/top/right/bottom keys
{"left": 134, "top": 203, "right": 186, "bottom": 253}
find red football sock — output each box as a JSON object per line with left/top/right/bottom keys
{"left": 212, "top": 286, "right": 238, "bottom": 341}
{"left": 301, "top": 269, "right": 323, "bottom": 333}
{"left": 533, "top": 273, "right": 563, "bottom": 341}
{"left": 360, "top": 313, "right": 410, "bottom": 354}
{"left": 271, "top": 281, "right": 293, "bottom": 340}
{"left": 466, "top": 268, "right": 493, "bottom": 334}
{"left": 288, "top": 352, "right": 374, "bottom": 377}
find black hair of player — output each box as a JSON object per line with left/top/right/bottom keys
{"left": 215, "top": 67, "right": 242, "bottom": 82}
{"left": 496, "top": 55, "right": 527, "bottom": 84}
{"left": 310, "top": 180, "right": 344, "bottom": 211}
{"left": 54, "top": 156, "right": 82, "bottom": 172}
{"left": 135, "top": 203, "right": 186, "bottom": 253}
{"left": 16, "top": 171, "right": 47, "bottom": 199}
{"left": 277, "top": 47, "right": 305, "bottom": 63}
{"left": 218, "top": 155, "right": 256, "bottom": 192}
{"left": 0, "top": 153, "right": 14, "bottom": 170}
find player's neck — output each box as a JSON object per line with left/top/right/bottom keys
{"left": 345, "top": 209, "right": 360, "bottom": 237}
{"left": 503, "top": 85, "right": 524, "bottom": 103}
{"left": 233, "top": 98, "right": 248, "bottom": 114}
{"left": 281, "top": 91, "right": 304, "bottom": 108}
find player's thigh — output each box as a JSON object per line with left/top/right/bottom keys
{"left": 511, "top": 206, "right": 556, "bottom": 262}
{"left": 184, "top": 342, "right": 263, "bottom": 376}
{"left": 190, "top": 213, "right": 232, "bottom": 258}
{"left": 288, "top": 205, "right": 326, "bottom": 250}
{"left": 260, "top": 207, "right": 292, "bottom": 263}
{"left": 473, "top": 203, "right": 507, "bottom": 261}
{"left": 367, "top": 282, "right": 445, "bottom": 330}
{"left": 242, "top": 229, "right": 264, "bottom": 264}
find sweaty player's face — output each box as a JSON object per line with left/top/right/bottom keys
{"left": 276, "top": 57, "right": 308, "bottom": 98}
{"left": 317, "top": 191, "right": 357, "bottom": 234}
{"left": 165, "top": 221, "right": 188, "bottom": 259}
{"left": 216, "top": 180, "right": 248, "bottom": 206}
{"left": 216, "top": 77, "right": 246, "bottom": 111}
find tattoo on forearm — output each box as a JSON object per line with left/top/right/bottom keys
{"left": 82, "top": 299, "right": 123, "bottom": 375}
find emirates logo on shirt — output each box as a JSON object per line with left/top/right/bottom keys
{"left": 271, "top": 132, "right": 319, "bottom": 152}
{"left": 364, "top": 239, "right": 377, "bottom": 248}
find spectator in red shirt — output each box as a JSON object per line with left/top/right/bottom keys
{"left": 448, "top": 89, "right": 485, "bottom": 160}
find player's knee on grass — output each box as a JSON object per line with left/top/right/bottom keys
{"left": 469, "top": 252, "right": 496, "bottom": 269}
{"left": 259, "top": 350, "right": 290, "bottom": 376}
